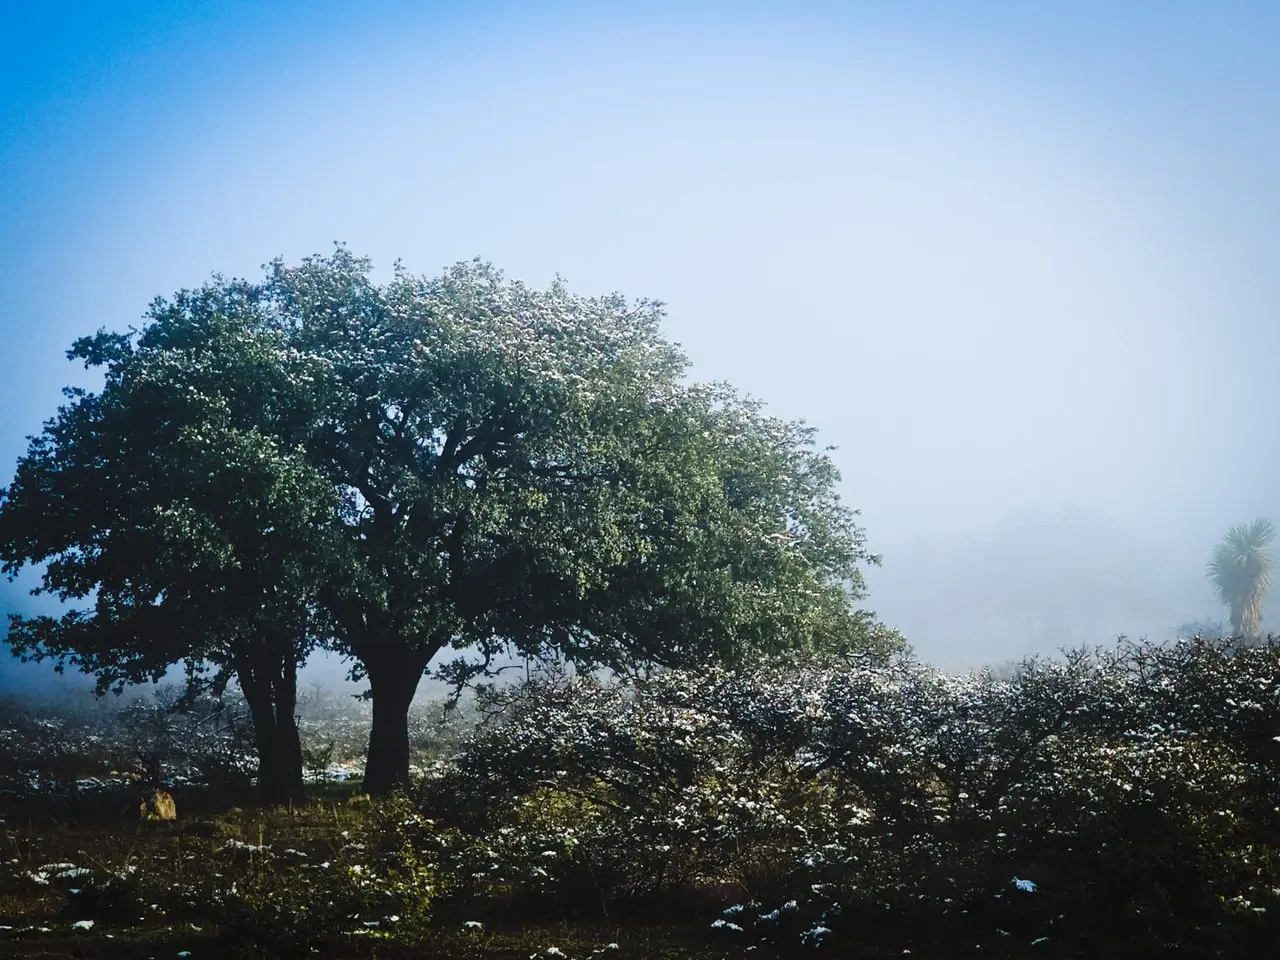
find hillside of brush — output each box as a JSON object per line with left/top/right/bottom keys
{"left": 2, "top": 638, "right": 1279, "bottom": 959}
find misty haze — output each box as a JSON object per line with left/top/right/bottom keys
{"left": 5, "top": 7, "right": 1280, "bottom": 688}
{"left": 2, "top": 3, "right": 1279, "bottom": 958}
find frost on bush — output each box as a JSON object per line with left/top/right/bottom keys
{"left": 411, "top": 639, "right": 1280, "bottom": 953}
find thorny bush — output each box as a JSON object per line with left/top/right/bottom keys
{"left": 6, "top": 639, "right": 1280, "bottom": 957}
{"left": 413, "top": 638, "right": 1280, "bottom": 955}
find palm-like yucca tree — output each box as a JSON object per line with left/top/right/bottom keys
{"left": 1207, "top": 518, "right": 1276, "bottom": 640}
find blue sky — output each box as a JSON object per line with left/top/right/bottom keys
{"left": 3, "top": 1, "right": 1279, "bottom": 667}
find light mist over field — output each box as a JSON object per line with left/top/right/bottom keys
{"left": 2, "top": 2, "right": 1279, "bottom": 689}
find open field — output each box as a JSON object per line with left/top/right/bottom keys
{"left": 1, "top": 788, "right": 1050, "bottom": 960}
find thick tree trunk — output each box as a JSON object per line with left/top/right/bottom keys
{"left": 362, "top": 657, "right": 424, "bottom": 795}
{"left": 269, "top": 665, "right": 304, "bottom": 806}
{"left": 237, "top": 650, "right": 306, "bottom": 807}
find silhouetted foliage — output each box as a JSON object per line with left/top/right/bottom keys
{"left": 0, "top": 282, "right": 338, "bottom": 803}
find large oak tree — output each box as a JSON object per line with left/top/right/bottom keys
{"left": 0, "top": 280, "right": 335, "bottom": 804}
{"left": 1, "top": 248, "right": 897, "bottom": 795}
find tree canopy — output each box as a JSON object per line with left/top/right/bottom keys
{"left": 0, "top": 280, "right": 337, "bottom": 802}
{"left": 0, "top": 248, "right": 897, "bottom": 794}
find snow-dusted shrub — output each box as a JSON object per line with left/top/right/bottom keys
{"left": 412, "top": 639, "right": 1280, "bottom": 954}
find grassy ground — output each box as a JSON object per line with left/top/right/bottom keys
{"left": 0, "top": 927, "right": 750, "bottom": 960}
{"left": 0, "top": 782, "right": 1066, "bottom": 960}
{"left": 0, "top": 783, "right": 740, "bottom": 960}
{"left": 0, "top": 686, "right": 1136, "bottom": 959}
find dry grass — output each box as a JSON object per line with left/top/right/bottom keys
{"left": 0, "top": 785, "right": 1069, "bottom": 960}
{"left": 0, "top": 787, "right": 745, "bottom": 960}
